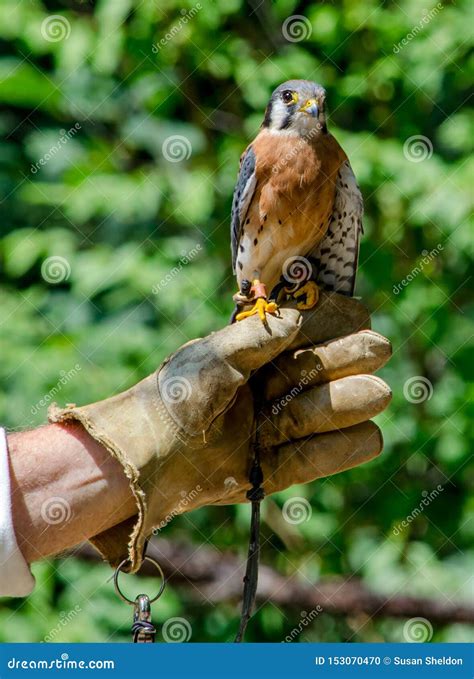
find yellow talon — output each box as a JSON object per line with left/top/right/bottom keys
{"left": 293, "top": 281, "right": 320, "bottom": 310}
{"left": 235, "top": 297, "right": 278, "bottom": 322}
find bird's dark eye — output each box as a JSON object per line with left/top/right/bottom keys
{"left": 281, "top": 90, "right": 296, "bottom": 105}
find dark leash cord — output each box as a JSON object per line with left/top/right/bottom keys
{"left": 131, "top": 620, "right": 156, "bottom": 643}
{"left": 234, "top": 386, "right": 265, "bottom": 643}
{"left": 230, "top": 286, "right": 269, "bottom": 643}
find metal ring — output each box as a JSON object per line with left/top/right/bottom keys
{"left": 113, "top": 556, "right": 166, "bottom": 605}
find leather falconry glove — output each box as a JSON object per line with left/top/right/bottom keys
{"left": 49, "top": 292, "right": 392, "bottom": 572}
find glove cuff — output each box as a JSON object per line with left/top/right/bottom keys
{"left": 48, "top": 373, "right": 179, "bottom": 572}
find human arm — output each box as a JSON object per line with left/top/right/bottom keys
{"left": 5, "top": 293, "right": 391, "bottom": 580}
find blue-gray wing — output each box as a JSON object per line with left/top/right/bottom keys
{"left": 231, "top": 146, "right": 257, "bottom": 273}
{"left": 310, "top": 160, "right": 364, "bottom": 296}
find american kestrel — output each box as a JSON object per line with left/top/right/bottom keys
{"left": 230, "top": 79, "right": 363, "bottom": 322}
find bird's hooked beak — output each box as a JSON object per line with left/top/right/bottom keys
{"left": 299, "top": 98, "right": 319, "bottom": 117}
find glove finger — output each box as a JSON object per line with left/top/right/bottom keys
{"left": 157, "top": 308, "right": 301, "bottom": 434}
{"left": 262, "top": 421, "right": 383, "bottom": 494}
{"left": 261, "top": 374, "right": 391, "bottom": 445}
{"left": 284, "top": 291, "right": 371, "bottom": 351}
{"left": 263, "top": 330, "right": 392, "bottom": 401}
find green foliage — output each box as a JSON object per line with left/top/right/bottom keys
{"left": 0, "top": 0, "right": 472, "bottom": 642}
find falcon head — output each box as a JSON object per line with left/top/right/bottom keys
{"left": 262, "top": 80, "right": 327, "bottom": 136}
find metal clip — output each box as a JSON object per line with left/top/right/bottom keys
{"left": 113, "top": 556, "right": 166, "bottom": 644}
{"left": 132, "top": 594, "right": 156, "bottom": 643}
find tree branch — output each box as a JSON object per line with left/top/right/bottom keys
{"left": 72, "top": 538, "right": 474, "bottom": 625}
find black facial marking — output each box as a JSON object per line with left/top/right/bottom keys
{"left": 262, "top": 101, "right": 273, "bottom": 128}
{"left": 279, "top": 111, "right": 294, "bottom": 130}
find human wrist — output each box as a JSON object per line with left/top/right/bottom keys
{"left": 47, "top": 372, "right": 178, "bottom": 570}
{"left": 8, "top": 423, "right": 136, "bottom": 563}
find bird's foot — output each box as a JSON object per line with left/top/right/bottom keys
{"left": 291, "top": 281, "right": 320, "bottom": 310}
{"left": 235, "top": 297, "right": 278, "bottom": 322}
{"left": 235, "top": 279, "right": 278, "bottom": 323}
